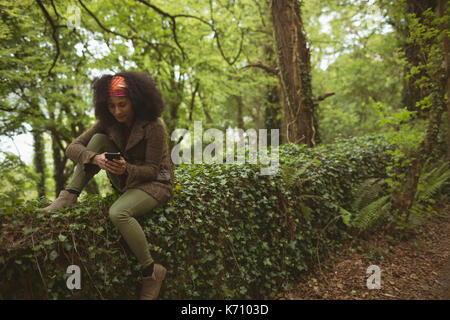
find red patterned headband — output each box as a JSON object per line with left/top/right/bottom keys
{"left": 109, "top": 76, "right": 128, "bottom": 97}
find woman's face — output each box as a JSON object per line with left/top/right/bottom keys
{"left": 108, "top": 96, "right": 135, "bottom": 127}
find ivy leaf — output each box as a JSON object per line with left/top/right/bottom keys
{"left": 49, "top": 250, "right": 58, "bottom": 261}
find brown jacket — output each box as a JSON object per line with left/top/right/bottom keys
{"left": 65, "top": 117, "right": 175, "bottom": 203}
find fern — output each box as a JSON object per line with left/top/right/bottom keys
{"left": 407, "top": 160, "right": 450, "bottom": 226}
{"left": 282, "top": 162, "right": 312, "bottom": 187}
{"left": 414, "top": 160, "right": 450, "bottom": 203}
{"left": 351, "top": 178, "right": 386, "bottom": 213}
{"left": 342, "top": 159, "right": 449, "bottom": 233}
{"left": 353, "top": 195, "right": 391, "bottom": 232}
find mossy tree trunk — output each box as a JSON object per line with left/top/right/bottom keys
{"left": 271, "top": 0, "right": 316, "bottom": 147}
{"left": 32, "top": 126, "right": 46, "bottom": 199}
{"left": 402, "top": 0, "right": 438, "bottom": 117}
{"left": 394, "top": 1, "right": 447, "bottom": 219}
{"left": 394, "top": 89, "right": 445, "bottom": 219}
{"left": 440, "top": 0, "right": 450, "bottom": 160}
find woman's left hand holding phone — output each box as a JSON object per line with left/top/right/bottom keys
{"left": 92, "top": 152, "right": 127, "bottom": 175}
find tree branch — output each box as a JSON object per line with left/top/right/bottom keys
{"left": 78, "top": 0, "right": 175, "bottom": 60}
{"left": 241, "top": 61, "right": 279, "bottom": 76}
{"left": 35, "top": 0, "right": 60, "bottom": 76}
{"left": 316, "top": 92, "right": 335, "bottom": 101}
{"left": 207, "top": 0, "right": 243, "bottom": 66}
{"left": 136, "top": 0, "right": 186, "bottom": 59}
{"left": 137, "top": 0, "right": 244, "bottom": 65}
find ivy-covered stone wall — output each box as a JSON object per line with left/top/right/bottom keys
{"left": 0, "top": 134, "right": 397, "bottom": 299}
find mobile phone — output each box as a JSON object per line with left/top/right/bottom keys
{"left": 105, "top": 152, "right": 121, "bottom": 160}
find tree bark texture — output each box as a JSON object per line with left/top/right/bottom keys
{"left": 271, "top": 0, "right": 316, "bottom": 147}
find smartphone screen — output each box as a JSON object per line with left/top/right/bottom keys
{"left": 105, "top": 152, "right": 121, "bottom": 160}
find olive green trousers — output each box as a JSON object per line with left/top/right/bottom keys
{"left": 66, "top": 133, "right": 159, "bottom": 269}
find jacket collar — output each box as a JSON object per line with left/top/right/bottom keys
{"left": 124, "top": 117, "right": 151, "bottom": 152}
{"left": 108, "top": 117, "right": 152, "bottom": 153}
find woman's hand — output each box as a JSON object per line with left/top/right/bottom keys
{"left": 93, "top": 153, "right": 127, "bottom": 175}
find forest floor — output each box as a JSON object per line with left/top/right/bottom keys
{"left": 277, "top": 201, "right": 450, "bottom": 300}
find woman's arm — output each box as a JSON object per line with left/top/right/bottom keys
{"left": 65, "top": 121, "right": 105, "bottom": 166}
{"left": 125, "top": 121, "right": 166, "bottom": 184}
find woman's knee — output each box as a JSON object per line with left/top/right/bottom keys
{"left": 86, "top": 133, "right": 110, "bottom": 151}
{"left": 108, "top": 206, "right": 130, "bottom": 226}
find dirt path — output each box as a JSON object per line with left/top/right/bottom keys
{"left": 279, "top": 203, "right": 450, "bottom": 300}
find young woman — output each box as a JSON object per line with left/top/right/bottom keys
{"left": 42, "top": 71, "right": 175, "bottom": 300}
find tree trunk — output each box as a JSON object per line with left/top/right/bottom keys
{"left": 439, "top": 0, "right": 450, "bottom": 160}
{"left": 167, "top": 100, "right": 182, "bottom": 153}
{"left": 235, "top": 95, "right": 244, "bottom": 129}
{"left": 394, "top": 89, "right": 445, "bottom": 217}
{"left": 264, "top": 85, "right": 283, "bottom": 144}
{"left": 198, "top": 90, "right": 213, "bottom": 124}
{"left": 271, "top": 0, "right": 316, "bottom": 147}
{"left": 32, "top": 126, "right": 46, "bottom": 199}
{"left": 51, "top": 132, "right": 65, "bottom": 196}
{"left": 261, "top": 40, "right": 284, "bottom": 144}
{"left": 402, "top": 0, "right": 438, "bottom": 116}
{"left": 394, "top": 1, "right": 447, "bottom": 219}
{"left": 165, "top": 66, "right": 184, "bottom": 153}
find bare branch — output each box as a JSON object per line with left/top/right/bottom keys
{"left": 35, "top": 0, "right": 60, "bottom": 76}
{"left": 136, "top": 0, "right": 186, "bottom": 59}
{"left": 207, "top": 0, "right": 244, "bottom": 66}
{"left": 78, "top": 0, "right": 175, "bottom": 59}
{"left": 316, "top": 92, "right": 336, "bottom": 101}
{"left": 241, "top": 61, "right": 279, "bottom": 76}
{"left": 78, "top": 0, "right": 129, "bottom": 39}
{"left": 137, "top": 0, "right": 244, "bottom": 65}
{"left": 50, "top": 0, "right": 61, "bottom": 19}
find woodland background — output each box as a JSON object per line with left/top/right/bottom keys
{"left": 0, "top": 0, "right": 449, "bottom": 299}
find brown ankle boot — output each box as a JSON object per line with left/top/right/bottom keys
{"left": 140, "top": 264, "right": 167, "bottom": 300}
{"left": 42, "top": 190, "right": 78, "bottom": 212}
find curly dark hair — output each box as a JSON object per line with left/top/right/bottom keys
{"left": 91, "top": 71, "right": 165, "bottom": 125}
